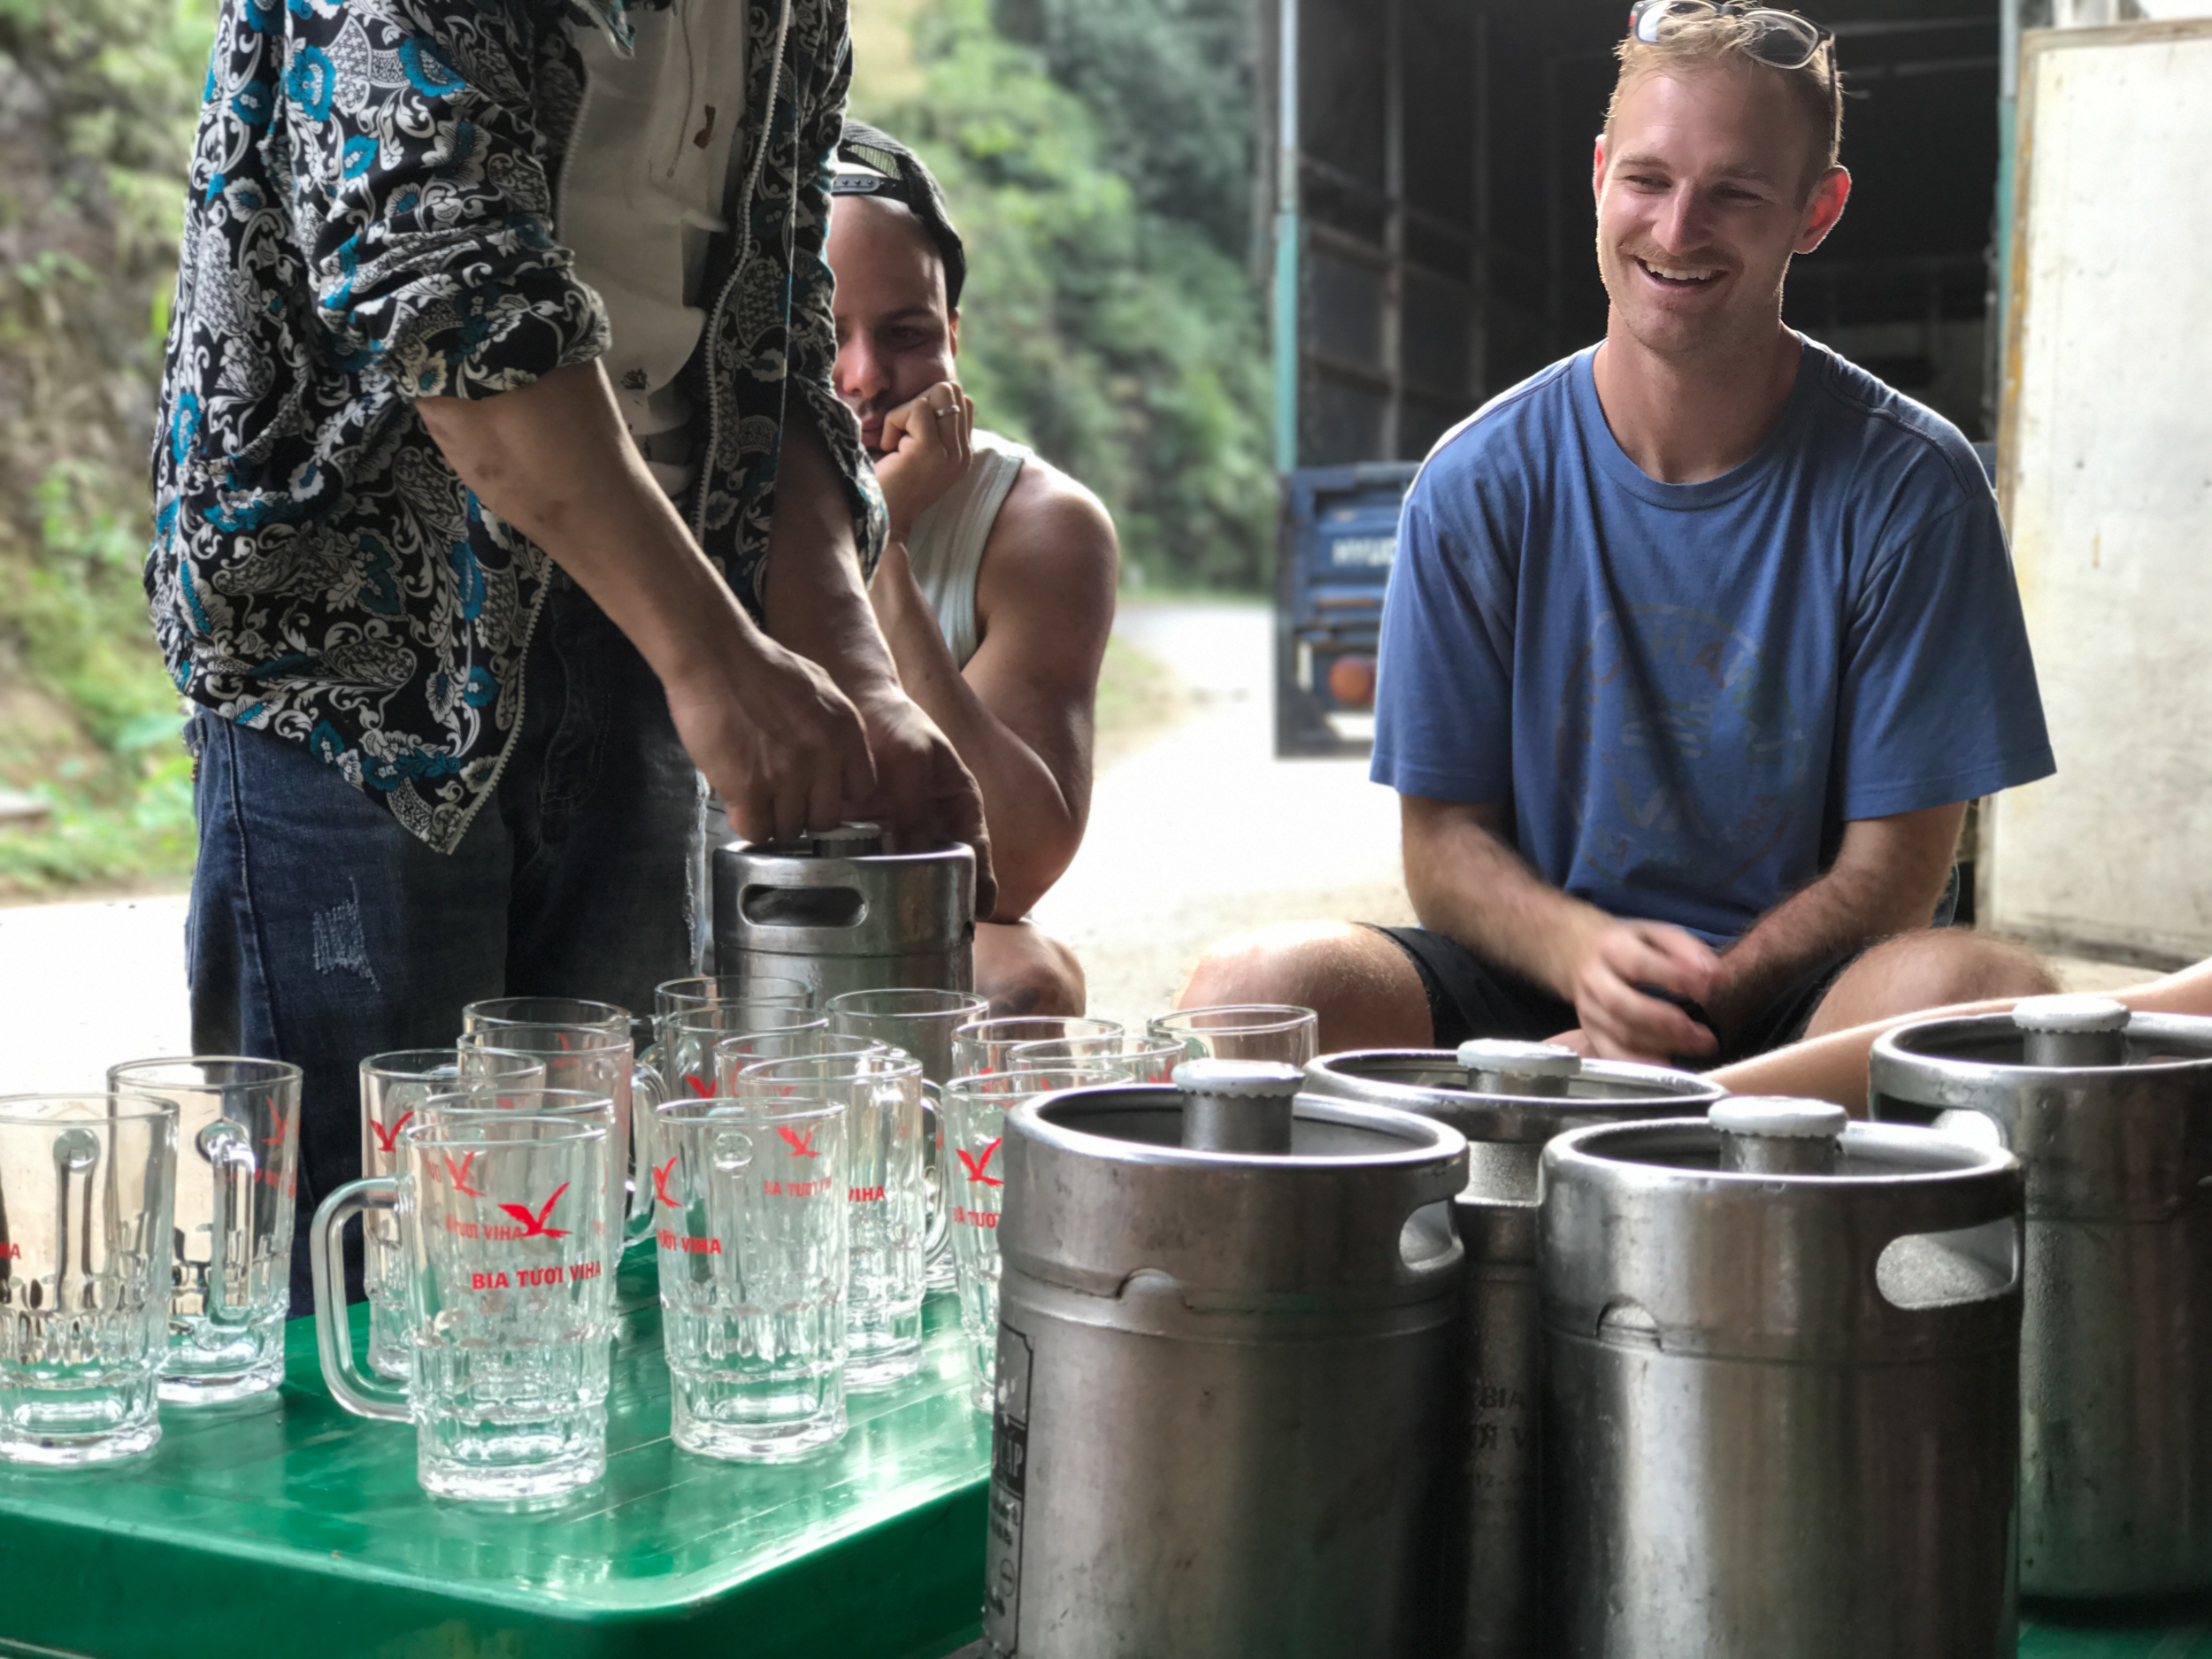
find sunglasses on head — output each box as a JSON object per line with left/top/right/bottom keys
{"left": 1627, "top": 1, "right": 1840, "bottom": 154}
{"left": 1629, "top": 0, "right": 1832, "bottom": 71}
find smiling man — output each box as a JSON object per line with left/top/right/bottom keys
{"left": 827, "top": 123, "right": 1118, "bottom": 1015}
{"left": 1179, "top": 1, "right": 2058, "bottom": 1062}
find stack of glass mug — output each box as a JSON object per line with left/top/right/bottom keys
{"left": 0, "top": 992, "right": 1317, "bottom": 1502}
{"left": 1, "top": 1057, "right": 307, "bottom": 1469}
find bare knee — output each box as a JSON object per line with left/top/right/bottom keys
{"left": 1178, "top": 922, "right": 1429, "bottom": 1052}
{"left": 976, "top": 923, "right": 1087, "bottom": 1018}
{"left": 1182, "top": 923, "right": 1335, "bottom": 1010}
{"left": 1814, "top": 929, "right": 2060, "bottom": 1034}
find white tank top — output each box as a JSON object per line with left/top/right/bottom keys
{"left": 905, "top": 428, "right": 1030, "bottom": 668}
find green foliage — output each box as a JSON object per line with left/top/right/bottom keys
{"left": 857, "top": 0, "right": 1274, "bottom": 590}
{"left": 0, "top": 0, "right": 214, "bottom": 894}
{"left": 0, "top": 756, "right": 196, "bottom": 895}
{"left": 993, "top": 0, "right": 1256, "bottom": 260}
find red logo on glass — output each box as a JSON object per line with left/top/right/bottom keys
{"left": 496, "top": 1181, "right": 572, "bottom": 1240}
{"left": 368, "top": 1110, "right": 416, "bottom": 1155}
{"left": 956, "top": 1138, "right": 1004, "bottom": 1187}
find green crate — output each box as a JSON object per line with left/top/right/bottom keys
{"left": 0, "top": 1246, "right": 990, "bottom": 1659}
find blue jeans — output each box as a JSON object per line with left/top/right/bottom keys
{"left": 187, "top": 575, "right": 703, "bottom": 1310}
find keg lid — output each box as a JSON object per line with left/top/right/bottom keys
{"left": 2010, "top": 994, "right": 2130, "bottom": 1035}
{"left": 1456, "top": 1040, "right": 1581, "bottom": 1078}
{"left": 1709, "top": 1098, "right": 1850, "bottom": 1139}
{"left": 1172, "top": 1060, "right": 1304, "bottom": 1096}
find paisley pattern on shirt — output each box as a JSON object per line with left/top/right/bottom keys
{"left": 149, "top": 0, "right": 882, "bottom": 854}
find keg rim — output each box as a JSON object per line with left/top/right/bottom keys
{"left": 1303, "top": 1048, "right": 1724, "bottom": 1134}
{"left": 1014, "top": 1082, "right": 1471, "bottom": 1173}
{"left": 1876, "top": 1013, "right": 2212, "bottom": 1106}
{"left": 1545, "top": 1114, "right": 2023, "bottom": 1187}
{"left": 718, "top": 837, "right": 979, "bottom": 869}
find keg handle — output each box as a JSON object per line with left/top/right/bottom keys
{"left": 739, "top": 884, "right": 869, "bottom": 930}
{"left": 1875, "top": 1217, "right": 2021, "bottom": 1311}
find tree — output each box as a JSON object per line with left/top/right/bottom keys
{"left": 856, "top": 0, "right": 1273, "bottom": 590}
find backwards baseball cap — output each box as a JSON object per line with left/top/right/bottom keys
{"left": 833, "top": 119, "right": 967, "bottom": 311}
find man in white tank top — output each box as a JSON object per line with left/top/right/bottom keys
{"left": 827, "top": 123, "right": 1119, "bottom": 1016}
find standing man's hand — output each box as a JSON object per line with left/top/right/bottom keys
{"left": 872, "top": 380, "right": 973, "bottom": 541}
{"left": 761, "top": 408, "right": 995, "bottom": 914}
{"left": 415, "top": 365, "right": 886, "bottom": 845}
{"left": 851, "top": 687, "right": 996, "bottom": 916}
{"left": 662, "top": 637, "right": 876, "bottom": 845}
{"left": 1559, "top": 915, "right": 1722, "bottom": 1064}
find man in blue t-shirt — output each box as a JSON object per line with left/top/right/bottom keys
{"left": 1179, "top": 3, "right": 2059, "bottom": 1064}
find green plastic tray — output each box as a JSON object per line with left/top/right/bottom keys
{"left": 0, "top": 1245, "right": 990, "bottom": 1659}
{"left": 2022, "top": 1613, "right": 2212, "bottom": 1656}
{"left": 0, "top": 1244, "right": 2199, "bottom": 1659}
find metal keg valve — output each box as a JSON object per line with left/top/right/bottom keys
{"left": 763, "top": 820, "right": 884, "bottom": 858}
{"left": 1709, "top": 1097, "right": 1848, "bottom": 1176}
{"left": 2012, "top": 994, "right": 2130, "bottom": 1070}
{"left": 1456, "top": 1039, "right": 1581, "bottom": 1098}
{"left": 1175, "top": 1060, "right": 1303, "bottom": 1155}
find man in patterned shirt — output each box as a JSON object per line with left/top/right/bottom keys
{"left": 150, "top": 0, "right": 988, "bottom": 1301}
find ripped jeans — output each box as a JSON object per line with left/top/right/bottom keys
{"left": 186, "top": 575, "right": 703, "bottom": 1310}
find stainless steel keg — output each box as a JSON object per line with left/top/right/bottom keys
{"left": 1303, "top": 1041, "right": 1723, "bottom": 1659}
{"left": 1870, "top": 995, "right": 2212, "bottom": 1600}
{"left": 983, "top": 1063, "right": 1469, "bottom": 1659}
{"left": 710, "top": 822, "right": 975, "bottom": 1003}
{"left": 1540, "top": 1099, "right": 2024, "bottom": 1659}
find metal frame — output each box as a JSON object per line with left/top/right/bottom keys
{"left": 1270, "top": 0, "right": 1487, "bottom": 472}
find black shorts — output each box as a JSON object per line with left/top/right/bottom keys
{"left": 1367, "top": 925, "right": 1861, "bottom": 1068}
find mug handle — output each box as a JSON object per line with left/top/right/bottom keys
{"left": 198, "top": 1120, "right": 258, "bottom": 1330}
{"left": 626, "top": 1059, "right": 669, "bottom": 1242}
{"left": 921, "top": 1081, "right": 951, "bottom": 1266}
{"left": 311, "top": 1177, "right": 410, "bottom": 1422}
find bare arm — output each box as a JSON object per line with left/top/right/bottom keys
{"left": 1710, "top": 955, "right": 2212, "bottom": 1109}
{"left": 416, "top": 361, "right": 872, "bottom": 841}
{"left": 872, "top": 466, "right": 1116, "bottom": 918}
{"left": 1402, "top": 795, "right": 1720, "bottom": 1061}
{"left": 756, "top": 414, "right": 996, "bottom": 914}
{"left": 1703, "top": 803, "right": 1964, "bottom": 1045}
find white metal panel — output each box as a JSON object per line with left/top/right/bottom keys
{"left": 1987, "top": 20, "right": 2212, "bottom": 964}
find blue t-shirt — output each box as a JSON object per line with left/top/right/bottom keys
{"left": 1370, "top": 340, "right": 2055, "bottom": 948}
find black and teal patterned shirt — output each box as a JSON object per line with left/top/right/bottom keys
{"left": 149, "top": 0, "right": 884, "bottom": 852}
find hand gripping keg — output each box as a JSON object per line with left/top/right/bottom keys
{"left": 1872, "top": 996, "right": 2212, "bottom": 1600}
{"left": 983, "top": 1064, "right": 1468, "bottom": 1658}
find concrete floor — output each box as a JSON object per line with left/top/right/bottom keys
{"left": 1031, "top": 599, "right": 1411, "bottom": 1031}
{"left": 0, "top": 599, "right": 2162, "bottom": 1093}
